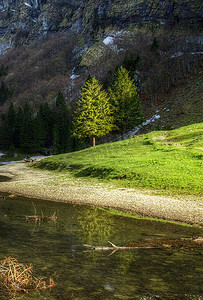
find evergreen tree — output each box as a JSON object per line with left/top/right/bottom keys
{"left": 53, "top": 92, "right": 72, "bottom": 153}
{"left": 74, "top": 77, "right": 115, "bottom": 146}
{"left": 0, "top": 65, "right": 8, "bottom": 77}
{"left": 14, "top": 106, "right": 23, "bottom": 148}
{"left": 109, "top": 66, "right": 144, "bottom": 139}
{"left": 0, "top": 81, "right": 12, "bottom": 104}
{"left": 38, "top": 102, "right": 54, "bottom": 149}
{"left": 32, "top": 114, "right": 46, "bottom": 152}
{"left": 0, "top": 103, "right": 16, "bottom": 149}
{"left": 7, "top": 103, "right": 15, "bottom": 146}
{"left": 123, "top": 55, "right": 140, "bottom": 78}
{"left": 150, "top": 37, "right": 159, "bottom": 53}
{"left": 20, "top": 103, "right": 35, "bottom": 153}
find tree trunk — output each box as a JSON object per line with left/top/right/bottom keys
{"left": 92, "top": 136, "right": 96, "bottom": 146}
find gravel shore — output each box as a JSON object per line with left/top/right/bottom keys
{"left": 0, "top": 161, "right": 202, "bottom": 226}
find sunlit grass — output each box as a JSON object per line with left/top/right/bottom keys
{"left": 33, "top": 123, "right": 203, "bottom": 195}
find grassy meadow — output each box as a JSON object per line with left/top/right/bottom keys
{"left": 33, "top": 123, "right": 203, "bottom": 196}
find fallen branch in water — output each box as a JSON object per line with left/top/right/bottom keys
{"left": 0, "top": 257, "right": 55, "bottom": 299}
{"left": 25, "top": 212, "right": 57, "bottom": 223}
{"left": 84, "top": 241, "right": 159, "bottom": 255}
{"left": 84, "top": 237, "right": 203, "bottom": 255}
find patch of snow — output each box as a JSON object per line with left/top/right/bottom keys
{"left": 24, "top": 2, "right": 32, "bottom": 8}
{"left": 102, "top": 31, "right": 129, "bottom": 53}
{"left": 70, "top": 74, "right": 80, "bottom": 80}
{"left": 0, "top": 153, "right": 5, "bottom": 158}
{"left": 190, "top": 51, "right": 203, "bottom": 55}
{"left": 159, "top": 51, "right": 166, "bottom": 55}
{"left": 0, "top": 42, "right": 12, "bottom": 56}
{"left": 112, "top": 30, "right": 127, "bottom": 37}
{"left": 103, "top": 36, "right": 122, "bottom": 52}
{"left": 70, "top": 67, "right": 80, "bottom": 80}
{"left": 143, "top": 114, "right": 160, "bottom": 125}
{"left": 42, "top": 16, "right": 49, "bottom": 32}
{"left": 170, "top": 52, "right": 183, "bottom": 58}
{"left": 121, "top": 114, "right": 161, "bottom": 140}
{"left": 103, "top": 36, "right": 114, "bottom": 46}
{"left": 170, "top": 51, "right": 203, "bottom": 59}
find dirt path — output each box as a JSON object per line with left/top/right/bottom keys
{"left": 0, "top": 161, "right": 202, "bottom": 226}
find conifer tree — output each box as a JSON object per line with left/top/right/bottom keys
{"left": 20, "top": 104, "right": 35, "bottom": 153}
{"left": 53, "top": 92, "right": 72, "bottom": 153}
{"left": 0, "top": 103, "right": 16, "bottom": 149}
{"left": 109, "top": 66, "right": 144, "bottom": 139}
{"left": 14, "top": 106, "right": 23, "bottom": 148}
{"left": 74, "top": 77, "right": 115, "bottom": 146}
{"left": 33, "top": 114, "right": 46, "bottom": 152}
{"left": 0, "top": 81, "right": 12, "bottom": 104}
{"left": 38, "top": 102, "right": 54, "bottom": 149}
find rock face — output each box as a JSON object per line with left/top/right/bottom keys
{"left": 0, "top": 0, "right": 202, "bottom": 54}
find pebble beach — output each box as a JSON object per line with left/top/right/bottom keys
{"left": 0, "top": 161, "right": 202, "bottom": 226}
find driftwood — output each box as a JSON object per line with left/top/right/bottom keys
{"left": 84, "top": 241, "right": 159, "bottom": 255}
{"left": 84, "top": 238, "right": 203, "bottom": 255}
{"left": 25, "top": 202, "right": 57, "bottom": 223}
{"left": 25, "top": 212, "right": 57, "bottom": 223}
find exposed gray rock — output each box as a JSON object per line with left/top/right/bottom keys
{"left": 0, "top": 0, "right": 202, "bottom": 55}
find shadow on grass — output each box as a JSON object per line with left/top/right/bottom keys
{"left": 69, "top": 165, "right": 116, "bottom": 179}
{"left": 33, "top": 160, "right": 67, "bottom": 171}
{"left": 34, "top": 161, "right": 117, "bottom": 179}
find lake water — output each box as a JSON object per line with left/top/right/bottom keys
{"left": 0, "top": 192, "right": 202, "bottom": 299}
{"left": 0, "top": 155, "right": 45, "bottom": 165}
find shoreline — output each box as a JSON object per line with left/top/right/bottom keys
{"left": 0, "top": 161, "right": 202, "bottom": 226}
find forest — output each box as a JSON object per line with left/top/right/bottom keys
{"left": 0, "top": 67, "right": 144, "bottom": 153}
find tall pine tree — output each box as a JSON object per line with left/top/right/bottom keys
{"left": 32, "top": 113, "right": 46, "bottom": 152}
{"left": 74, "top": 77, "right": 115, "bottom": 146}
{"left": 109, "top": 66, "right": 144, "bottom": 139}
{"left": 0, "top": 103, "right": 16, "bottom": 149}
{"left": 0, "top": 81, "right": 12, "bottom": 104}
{"left": 14, "top": 106, "right": 23, "bottom": 148}
{"left": 53, "top": 92, "right": 72, "bottom": 153}
{"left": 38, "top": 102, "right": 54, "bottom": 149}
{"left": 20, "top": 103, "right": 35, "bottom": 153}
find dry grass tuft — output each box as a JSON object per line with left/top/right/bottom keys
{"left": 0, "top": 257, "right": 55, "bottom": 299}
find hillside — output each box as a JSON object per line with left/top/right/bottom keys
{"left": 0, "top": 0, "right": 202, "bottom": 146}
{"left": 33, "top": 122, "right": 203, "bottom": 196}
{"left": 140, "top": 69, "right": 203, "bottom": 132}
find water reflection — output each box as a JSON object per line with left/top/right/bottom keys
{"left": 0, "top": 175, "right": 11, "bottom": 182}
{"left": 0, "top": 155, "right": 45, "bottom": 165}
{"left": 0, "top": 194, "right": 202, "bottom": 299}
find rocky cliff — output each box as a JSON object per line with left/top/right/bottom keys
{"left": 0, "top": 0, "right": 202, "bottom": 54}
{"left": 0, "top": 0, "right": 202, "bottom": 130}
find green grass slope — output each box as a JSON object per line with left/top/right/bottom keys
{"left": 33, "top": 123, "right": 203, "bottom": 196}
